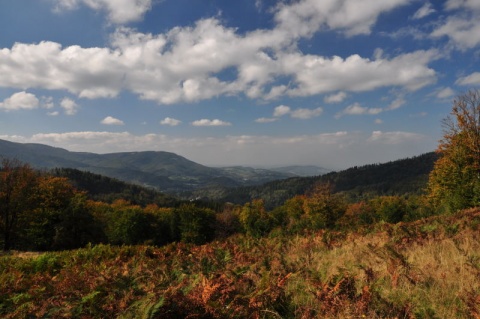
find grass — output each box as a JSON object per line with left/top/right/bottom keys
{"left": 1, "top": 208, "right": 480, "bottom": 318}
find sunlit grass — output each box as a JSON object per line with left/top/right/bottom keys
{"left": 1, "top": 208, "right": 480, "bottom": 318}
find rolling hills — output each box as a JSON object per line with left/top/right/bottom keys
{"left": 0, "top": 139, "right": 437, "bottom": 206}
{"left": 0, "top": 139, "right": 299, "bottom": 194}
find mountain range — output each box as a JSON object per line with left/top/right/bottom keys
{"left": 0, "top": 139, "right": 329, "bottom": 194}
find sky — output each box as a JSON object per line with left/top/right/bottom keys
{"left": 0, "top": 0, "right": 479, "bottom": 169}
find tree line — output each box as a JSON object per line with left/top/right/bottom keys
{"left": 0, "top": 157, "right": 435, "bottom": 251}
{"left": 1, "top": 89, "right": 480, "bottom": 251}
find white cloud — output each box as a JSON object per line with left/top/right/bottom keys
{"left": 274, "top": 0, "right": 411, "bottom": 37}
{"left": 101, "top": 116, "right": 124, "bottom": 125}
{"left": 191, "top": 119, "right": 232, "bottom": 127}
{"left": 0, "top": 91, "right": 39, "bottom": 111}
{"left": 160, "top": 117, "right": 182, "bottom": 126}
{"left": 273, "top": 105, "right": 291, "bottom": 117}
{"left": 60, "top": 98, "right": 79, "bottom": 115}
{"left": 335, "top": 102, "right": 383, "bottom": 118}
{"left": 324, "top": 91, "right": 347, "bottom": 103}
{"left": 280, "top": 50, "right": 439, "bottom": 97}
{"left": 53, "top": 0, "right": 153, "bottom": 24}
{"left": 368, "top": 131, "right": 425, "bottom": 144}
{"left": 0, "top": 9, "right": 439, "bottom": 105}
{"left": 41, "top": 96, "right": 55, "bottom": 109}
{"left": 375, "top": 118, "right": 383, "bottom": 124}
{"left": 271, "top": 104, "right": 323, "bottom": 120}
{"left": 431, "top": 1, "right": 480, "bottom": 50}
{"left": 412, "top": 3, "right": 435, "bottom": 19}
{"left": 445, "top": 0, "right": 480, "bottom": 11}
{"left": 255, "top": 117, "right": 278, "bottom": 123}
{"left": 456, "top": 72, "right": 480, "bottom": 86}
{"left": 290, "top": 107, "right": 323, "bottom": 119}
{"left": 436, "top": 87, "right": 455, "bottom": 98}
{"left": 386, "top": 98, "right": 405, "bottom": 111}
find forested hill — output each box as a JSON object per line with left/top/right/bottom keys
{"left": 52, "top": 168, "right": 180, "bottom": 207}
{"left": 0, "top": 139, "right": 293, "bottom": 193}
{"left": 200, "top": 152, "right": 438, "bottom": 208}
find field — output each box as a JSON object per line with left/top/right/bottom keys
{"left": 2, "top": 208, "right": 480, "bottom": 318}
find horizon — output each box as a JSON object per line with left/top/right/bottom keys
{"left": 0, "top": 137, "right": 434, "bottom": 171}
{"left": 0, "top": 1, "right": 478, "bottom": 169}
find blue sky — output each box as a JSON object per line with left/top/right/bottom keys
{"left": 0, "top": 0, "right": 479, "bottom": 169}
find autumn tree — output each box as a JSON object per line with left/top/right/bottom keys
{"left": 303, "top": 183, "right": 346, "bottom": 229}
{"left": 428, "top": 89, "right": 480, "bottom": 212}
{"left": 0, "top": 159, "right": 38, "bottom": 251}
{"left": 239, "top": 199, "right": 273, "bottom": 237}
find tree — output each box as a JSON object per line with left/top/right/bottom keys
{"left": 171, "top": 204, "right": 216, "bottom": 244}
{"left": 239, "top": 199, "right": 273, "bottom": 237}
{"left": 303, "top": 183, "right": 346, "bottom": 229}
{"left": 428, "top": 90, "right": 480, "bottom": 212}
{"left": 0, "top": 159, "right": 38, "bottom": 251}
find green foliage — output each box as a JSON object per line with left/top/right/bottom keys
{"left": 106, "top": 202, "right": 153, "bottom": 245}
{"left": 53, "top": 167, "right": 179, "bottom": 207}
{"left": 239, "top": 199, "right": 274, "bottom": 237}
{"left": 171, "top": 204, "right": 216, "bottom": 244}
{"left": 215, "top": 152, "right": 436, "bottom": 209}
{"left": 428, "top": 90, "right": 480, "bottom": 212}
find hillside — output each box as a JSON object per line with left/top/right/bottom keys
{"left": 52, "top": 168, "right": 180, "bottom": 207}
{"left": 2, "top": 207, "right": 479, "bottom": 318}
{"left": 197, "top": 152, "right": 438, "bottom": 208}
{"left": 0, "top": 139, "right": 293, "bottom": 194}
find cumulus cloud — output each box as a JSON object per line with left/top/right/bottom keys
{"left": 280, "top": 50, "right": 439, "bottom": 97}
{"left": 273, "top": 105, "right": 291, "bottom": 117}
{"left": 456, "top": 72, "right": 480, "bottom": 86}
{"left": 60, "top": 98, "right": 79, "bottom": 115}
{"left": 431, "top": 1, "right": 480, "bottom": 49}
{"left": 101, "top": 116, "right": 124, "bottom": 125}
{"left": 53, "top": 0, "right": 153, "bottom": 24}
{"left": 445, "top": 0, "right": 480, "bottom": 11}
{"left": 290, "top": 107, "right": 323, "bottom": 119}
{"left": 160, "top": 117, "right": 182, "bottom": 126}
{"left": 335, "top": 102, "right": 382, "bottom": 118}
{"left": 436, "top": 87, "right": 455, "bottom": 98}
{"left": 274, "top": 0, "right": 411, "bottom": 37}
{"left": 264, "top": 104, "right": 323, "bottom": 120}
{"left": 191, "top": 119, "right": 232, "bottom": 127}
{"left": 324, "top": 92, "right": 347, "bottom": 103}
{"left": 0, "top": 1, "right": 439, "bottom": 105}
{"left": 0, "top": 91, "right": 39, "bottom": 111}
{"left": 412, "top": 3, "right": 435, "bottom": 19}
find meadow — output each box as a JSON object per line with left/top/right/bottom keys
{"left": 2, "top": 207, "right": 479, "bottom": 318}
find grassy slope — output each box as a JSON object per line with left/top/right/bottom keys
{"left": 1, "top": 208, "right": 480, "bottom": 318}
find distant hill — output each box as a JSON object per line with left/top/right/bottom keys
{"left": 0, "top": 139, "right": 294, "bottom": 194}
{"left": 269, "top": 165, "right": 331, "bottom": 176}
{"left": 194, "top": 152, "right": 438, "bottom": 208}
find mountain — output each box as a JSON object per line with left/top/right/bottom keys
{"left": 196, "top": 152, "right": 439, "bottom": 208}
{"left": 0, "top": 139, "right": 293, "bottom": 194}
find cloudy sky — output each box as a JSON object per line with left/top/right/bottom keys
{"left": 0, "top": 0, "right": 479, "bottom": 169}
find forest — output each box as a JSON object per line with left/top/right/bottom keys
{"left": 1, "top": 90, "right": 480, "bottom": 318}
